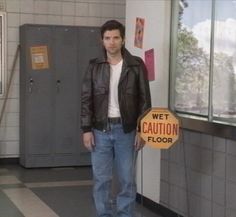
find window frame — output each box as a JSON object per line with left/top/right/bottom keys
{"left": 169, "top": 0, "right": 236, "bottom": 139}
{"left": 0, "top": 12, "right": 6, "bottom": 97}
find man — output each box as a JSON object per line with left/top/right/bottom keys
{"left": 81, "top": 20, "right": 151, "bottom": 217}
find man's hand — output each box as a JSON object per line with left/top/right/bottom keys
{"left": 83, "top": 132, "right": 95, "bottom": 151}
{"left": 134, "top": 132, "right": 145, "bottom": 151}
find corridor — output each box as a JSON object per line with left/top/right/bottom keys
{"left": 0, "top": 164, "right": 161, "bottom": 217}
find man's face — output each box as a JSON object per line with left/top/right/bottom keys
{"left": 102, "top": 29, "right": 124, "bottom": 56}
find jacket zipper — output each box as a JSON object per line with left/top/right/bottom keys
{"left": 104, "top": 63, "right": 110, "bottom": 132}
{"left": 119, "top": 68, "right": 129, "bottom": 127}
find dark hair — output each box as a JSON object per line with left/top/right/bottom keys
{"left": 101, "top": 20, "right": 125, "bottom": 40}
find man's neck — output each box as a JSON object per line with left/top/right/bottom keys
{"left": 107, "top": 53, "right": 123, "bottom": 65}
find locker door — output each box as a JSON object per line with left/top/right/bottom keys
{"left": 20, "top": 24, "right": 102, "bottom": 167}
{"left": 52, "top": 26, "right": 79, "bottom": 166}
{"left": 23, "top": 25, "right": 54, "bottom": 167}
{"left": 77, "top": 27, "right": 103, "bottom": 165}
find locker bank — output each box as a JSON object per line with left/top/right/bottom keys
{"left": 1, "top": 0, "right": 236, "bottom": 217}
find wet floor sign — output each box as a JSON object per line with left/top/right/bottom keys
{"left": 140, "top": 108, "right": 180, "bottom": 149}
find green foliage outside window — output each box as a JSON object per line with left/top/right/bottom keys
{"left": 172, "top": 0, "right": 236, "bottom": 122}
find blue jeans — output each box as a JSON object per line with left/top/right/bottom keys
{"left": 92, "top": 123, "right": 137, "bottom": 217}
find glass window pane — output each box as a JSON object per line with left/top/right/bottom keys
{"left": 0, "top": 16, "right": 2, "bottom": 94}
{"left": 174, "top": 0, "right": 212, "bottom": 115}
{"left": 213, "top": 0, "right": 236, "bottom": 120}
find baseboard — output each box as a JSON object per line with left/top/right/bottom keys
{"left": 136, "top": 193, "right": 183, "bottom": 217}
{"left": 0, "top": 157, "right": 19, "bottom": 165}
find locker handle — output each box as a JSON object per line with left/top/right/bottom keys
{"left": 56, "top": 80, "right": 61, "bottom": 93}
{"left": 29, "top": 78, "right": 34, "bottom": 93}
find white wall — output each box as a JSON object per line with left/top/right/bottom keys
{"left": 0, "top": 0, "right": 172, "bottom": 204}
{"left": 125, "top": 0, "right": 171, "bottom": 202}
{"left": 0, "top": 0, "right": 126, "bottom": 158}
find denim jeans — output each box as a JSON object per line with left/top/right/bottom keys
{"left": 92, "top": 123, "right": 137, "bottom": 217}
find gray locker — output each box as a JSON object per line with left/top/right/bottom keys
{"left": 20, "top": 24, "right": 102, "bottom": 168}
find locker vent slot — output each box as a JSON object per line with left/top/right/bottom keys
{"left": 0, "top": 0, "right": 5, "bottom": 11}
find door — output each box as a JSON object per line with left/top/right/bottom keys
{"left": 52, "top": 26, "right": 79, "bottom": 166}
{"left": 21, "top": 25, "right": 54, "bottom": 167}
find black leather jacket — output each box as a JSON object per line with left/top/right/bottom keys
{"left": 81, "top": 48, "right": 151, "bottom": 133}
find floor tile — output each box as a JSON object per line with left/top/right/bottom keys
{"left": 0, "top": 191, "right": 24, "bottom": 217}
{"left": 0, "top": 168, "right": 9, "bottom": 174}
{"left": 32, "top": 185, "right": 96, "bottom": 217}
{"left": 0, "top": 175, "right": 21, "bottom": 185}
{"left": 0, "top": 164, "right": 162, "bottom": 217}
{"left": 7, "top": 166, "right": 92, "bottom": 183}
{"left": 3, "top": 188, "right": 60, "bottom": 217}
{"left": 25, "top": 180, "right": 93, "bottom": 188}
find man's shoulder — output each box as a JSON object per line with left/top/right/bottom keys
{"left": 123, "top": 48, "right": 144, "bottom": 66}
{"left": 125, "top": 54, "right": 144, "bottom": 66}
{"left": 132, "top": 55, "right": 144, "bottom": 63}
{"left": 89, "top": 57, "right": 106, "bottom": 65}
{"left": 89, "top": 58, "right": 98, "bottom": 64}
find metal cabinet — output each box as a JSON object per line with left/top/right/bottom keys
{"left": 20, "top": 24, "right": 102, "bottom": 167}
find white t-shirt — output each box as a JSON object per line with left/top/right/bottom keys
{"left": 108, "top": 60, "right": 123, "bottom": 118}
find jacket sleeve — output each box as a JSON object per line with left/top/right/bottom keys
{"left": 81, "top": 60, "right": 95, "bottom": 133}
{"left": 137, "top": 58, "right": 152, "bottom": 131}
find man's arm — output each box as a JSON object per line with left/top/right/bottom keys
{"left": 81, "top": 61, "right": 95, "bottom": 151}
{"left": 81, "top": 61, "right": 94, "bottom": 132}
{"left": 83, "top": 132, "right": 95, "bottom": 151}
{"left": 135, "top": 58, "right": 152, "bottom": 150}
{"left": 138, "top": 58, "right": 152, "bottom": 114}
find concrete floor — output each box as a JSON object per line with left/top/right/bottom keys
{"left": 0, "top": 164, "right": 162, "bottom": 217}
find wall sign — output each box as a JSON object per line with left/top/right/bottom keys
{"left": 134, "top": 17, "right": 145, "bottom": 49}
{"left": 30, "top": 45, "right": 49, "bottom": 70}
{"left": 145, "top": 48, "right": 155, "bottom": 81}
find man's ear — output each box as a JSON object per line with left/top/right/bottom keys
{"left": 100, "top": 38, "right": 104, "bottom": 46}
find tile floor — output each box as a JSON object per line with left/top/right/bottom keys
{"left": 0, "top": 164, "right": 162, "bottom": 217}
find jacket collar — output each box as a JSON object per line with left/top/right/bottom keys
{"left": 95, "top": 48, "right": 140, "bottom": 67}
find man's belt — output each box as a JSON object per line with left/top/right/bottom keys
{"left": 108, "top": 117, "right": 121, "bottom": 124}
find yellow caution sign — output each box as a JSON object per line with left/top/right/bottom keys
{"left": 140, "top": 108, "right": 180, "bottom": 149}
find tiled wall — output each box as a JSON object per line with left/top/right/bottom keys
{"left": 160, "top": 129, "right": 236, "bottom": 217}
{"left": 0, "top": 0, "right": 125, "bottom": 157}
